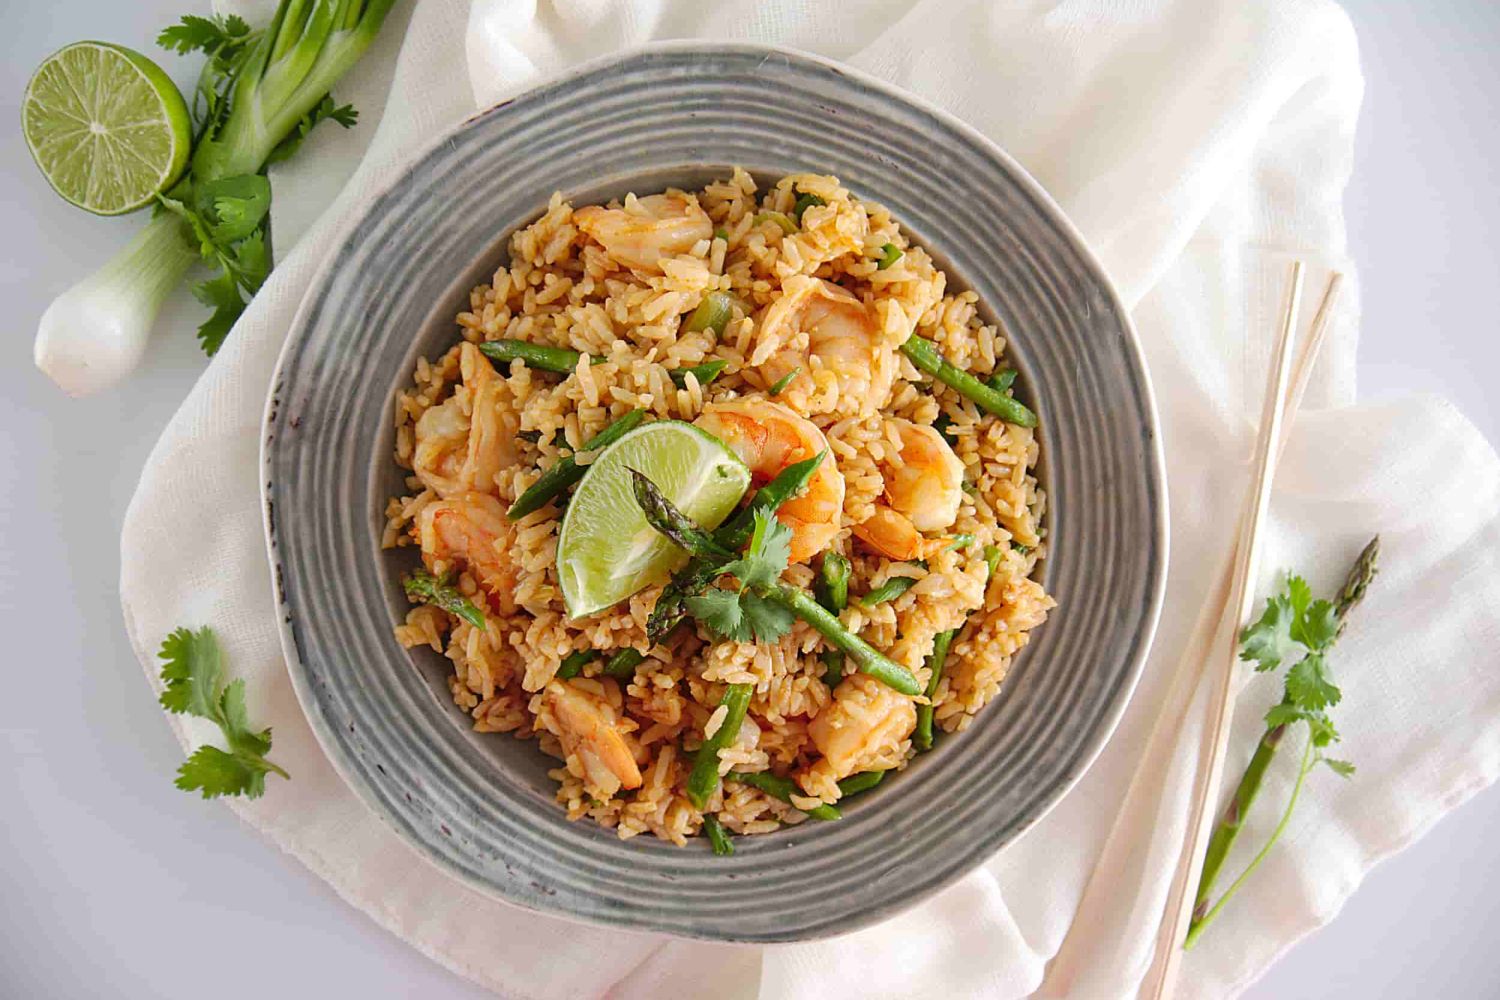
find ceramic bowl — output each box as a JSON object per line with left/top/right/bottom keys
{"left": 263, "top": 43, "right": 1166, "bottom": 942}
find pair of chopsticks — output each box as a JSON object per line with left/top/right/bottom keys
{"left": 1140, "top": 262, "right": 1345, "bottom": 998}
{"left": 1040, "top": 262, "right": 1344, "bottom": 1000}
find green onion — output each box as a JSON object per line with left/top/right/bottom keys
{"left": 792, "top": 191, "right": 826, "bottom": 225}
{"left": 768, "top": 367, "right": 800, "bottom": 395}
{"left": 507, "top": 409, "right": 646, "bottom": 519}
{"left": 683, "top": 291, "right": 736, "bottom": 337}
{"left": 876, "top": 243, "right": 904, "bottom": 270}
{"left": 668, "top": 359, "right": 729, "bottom": 388}
{"left": 702, "top": 814, "right": 735, "bottom": 856}
{"left": 755, "top": 211, "right": 797, "bottom": 235}
{"left": 1013, "top": 541, "right": 1033, "bottom": 555}
{"left": 713, "top": 228, "right": 729, "bottom": 242}
{"left": 983, "top": 544, "right": 1004, "bottom": 580}
{"left": 943, "top": 534, "right": 976, "bottom": 553}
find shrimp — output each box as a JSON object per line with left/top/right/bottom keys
{"left": 573, "top": 193, "right": 713, "bottom": 273}
{"left": 412, "top": 342, "right": 518, "bottom": 498}
{"left": 755, "top": 276, "right": 896, "bottom": 412}
{"left": 416, "top": 492, "right": 519, "bottom": 615}
{"left": 853, "top": 419, "right": 966, "bottom": 561}
{"left": 808, "top": 674, "right": 916, "bottom": 779}
{"left": 543, "top": 679, "right": 643, "bottom": 795}
{"left": 694, "top": 399, "right": 845, "bottom": 564}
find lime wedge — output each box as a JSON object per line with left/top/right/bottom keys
{"left": 558, "top": 421, "right": 751, "bottom": 618}
{"left": 22, "top": 42, "right": 192, "bottom": 216}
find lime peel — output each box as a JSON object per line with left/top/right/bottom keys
{"left": 558, "top": 421, "right": 751, "bottom": 619}
{"left": 22, "top": 41, "right": 192, "bottom": 215}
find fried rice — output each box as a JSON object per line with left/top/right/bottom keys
{"left": 383, "top": 169, "right": 1054, "bottom": 846}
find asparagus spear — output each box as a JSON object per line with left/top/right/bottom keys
{"left": 756, "top": 585, "right": 921, "bottom": 696}
{"left": 507, "top": 409, "right": 646, "bottom": 519}
{"left": 645, "top": 452, "right": 826, "bottom": 643}
{"left": 601, "top": 648, "right": 645, "bottom": 678}
{"left": 816, "top": 553, "right": 851, "bottom": 687}
{"left": 554, "top": 650, "right": 597, "bottom": 680}
{"left": 837, "top": 770, "right": 886, "bottom": 796}
{"left": 728, "top": 771, "right": 842, "bottom": 821}
{"left": 403, "top": 570, "right": 485, "bottom": 629}
{"left": 630, "top": 470, "right": 736, "bottom": 562}
{"left": 901, "top": 335, "right": 1037, "bottom": 427}
{"left": 1186, "top": 536, "right": 1379, "bottom": 945}
{"left": 668, "top": 359, "right": 729, "bottom": 388}
{"left": 913, "top": 628, "right": 956, "bottom": 751}
{"left": 859, "top": 575, "right": 919, "bottom": 607}
{"left": 686, "top": 683, "right": 753, "bottom": 809}
{"left": 478, "top": 338, "right": 604, "bottom": 373}
{"left": 702, "top": 814, "right": 735, "bottom": 856}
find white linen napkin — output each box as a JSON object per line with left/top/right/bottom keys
{"left": 120, "top": 2, "right": 1500, "bottom": 997}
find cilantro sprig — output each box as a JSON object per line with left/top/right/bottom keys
{"left": 158, "top": 627, "right": 289, "bottom": 799}
{"left": 1186, "top": 537, "right": 1379, "bottom": 947}
{"left": 631, "top": 469, "right": 922, "bottom": 694}
{"left": 684, "top": 509, "right": 797, "bottom": 643}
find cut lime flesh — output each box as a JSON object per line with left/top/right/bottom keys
{"left": 22, "top": 42, "right": 192, "bottom": 216}
{"left": 558, "top": 421, "right": 751, "bottom": 618}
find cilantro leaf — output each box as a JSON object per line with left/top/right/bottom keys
{"left": 740, "top": 589, "right": 795, "bottom": 643}
{"left": 191, "top": 271, "right": 245, "bottom": 356}
{"left": 158, "top": 627, "right": 223, "bottom": 718}
{"left": 1263, "top": 702, "right": 1304, "bottom": 729}
{"left": 157, "top": 626, "right": 287, "bottom": 799}
{"left": 1292, "top": 598, "right": 1339, "bottom": 652}
{"left": 156, "top": 13, "right": 250, "bottom": 55}
{"left": 686, "top": 588, "right": 749, "bottom": 642}
{"left": 175, "top": 745, "right": 272, "bottom": 799}
{"left": 720, "top": 510, "right": 792, "bottom": 590}
{"left": 1285, "top": 575, "right": 1312, "bottom": 616}
{"left": 1239, "top": 595, "right": 1306, "bottom": 672}
{"left": 1286, "top": 652, "right": 1341, "bottom": 712}
{"left": 266, "top": 93, "right": 361, "bottom": 165}
{"left": 195, "top": 174, "right": 271, "bottom": 243}
{"left": 1322, "top": 758, "right": 1356, "bottom": 778}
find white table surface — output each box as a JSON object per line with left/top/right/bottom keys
{"left": 2, "top": 3, "right": 1497, "bottom": 997}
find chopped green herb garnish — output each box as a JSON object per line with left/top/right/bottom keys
{"left": 876, "top": 243, "right": 903, "bottom": 270}
{"left": 768, "top": 367, "right": 800, "bottom": 395}
{"left": 754, "top": 211, "right": 797, "bottom": 235}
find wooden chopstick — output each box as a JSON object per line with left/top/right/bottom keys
{"left": 1041, "top": 269, "right": 1343, "bottom": 998}
{"left": 1141, "top": 261, "right": 1310, "bottom": 998}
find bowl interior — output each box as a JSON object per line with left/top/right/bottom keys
{"left": 266, "top": 44, "right": 1165, "bottom": 943}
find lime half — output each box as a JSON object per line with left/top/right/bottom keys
{"left": 22, "top": 42, "right": 192, "bottom": 215}
{"left": 558, "top": 421, "right": 751, "bottom": 618}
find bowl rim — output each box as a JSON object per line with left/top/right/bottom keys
{"left": 260, "top": 39, "right": 1169, "bottom": 942}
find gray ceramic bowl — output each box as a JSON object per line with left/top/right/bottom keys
{"left": 263, "top": 43, "right": 1166, "bottom": 943}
